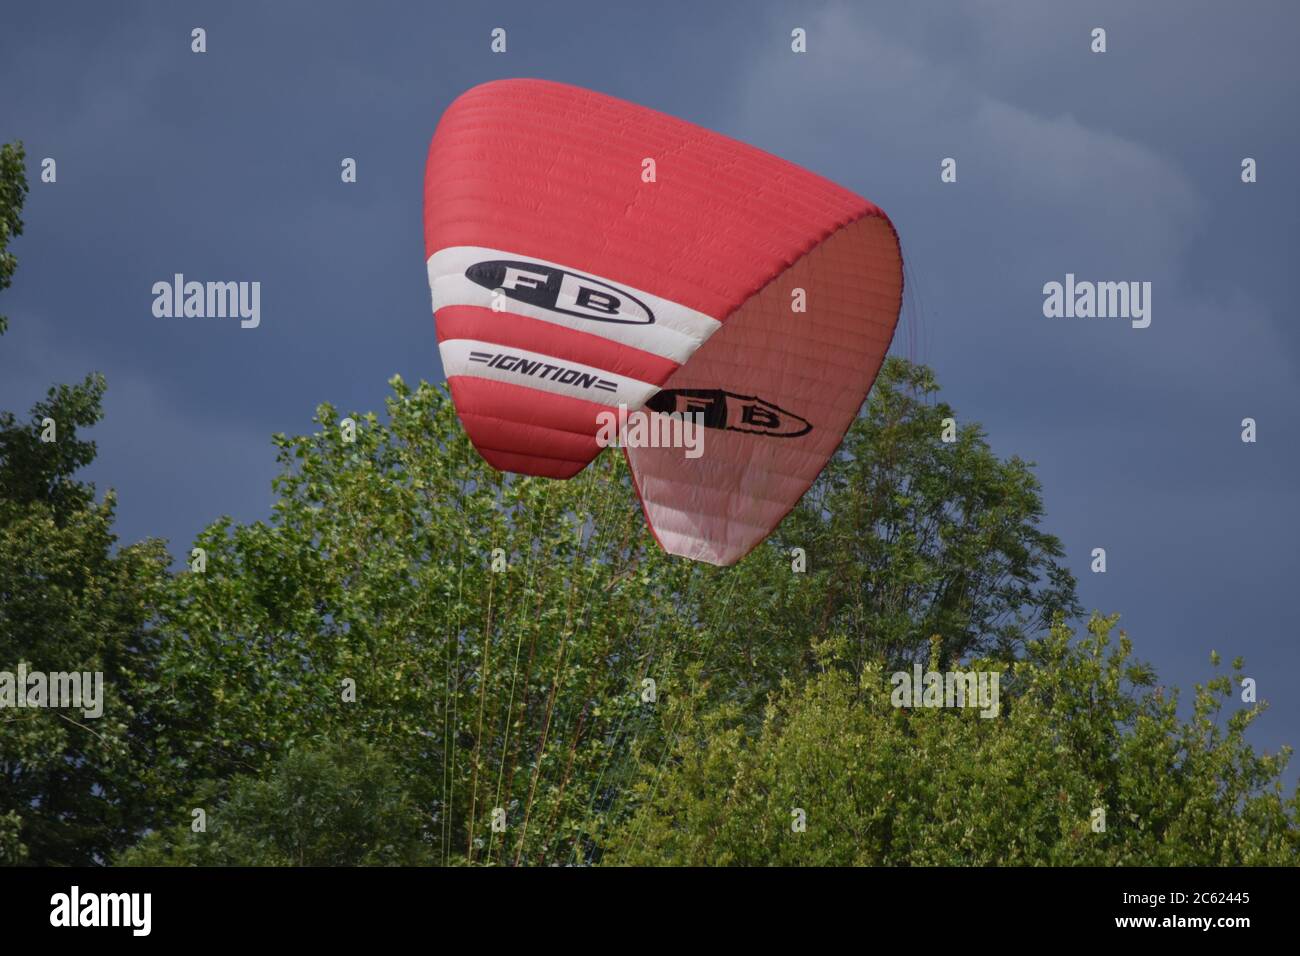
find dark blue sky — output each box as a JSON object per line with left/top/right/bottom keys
{"left": 3, "top": 1, "right": 1297, "bottom": 778}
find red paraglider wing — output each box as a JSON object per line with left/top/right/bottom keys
{"left": 423, "top": 79, "right": 902, "bottom": 561}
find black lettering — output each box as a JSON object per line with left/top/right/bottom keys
{"left": 741, "top": 404, "right": 781, "bottom": 430}
{"left": 576, "top": 287, "right": 620, "bottom": 315}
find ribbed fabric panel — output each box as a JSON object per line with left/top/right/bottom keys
{"left": 625, "top": 215, "right": 903, "bottom": 565}
{"left": 448, "top": 377, "right": 606, "bottom": 478}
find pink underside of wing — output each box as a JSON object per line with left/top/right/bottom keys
{"left": 625, "top": 215, "right": 903, "bottom": 566}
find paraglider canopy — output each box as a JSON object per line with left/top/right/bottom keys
{"left": 424, "top": 79, "right": 902, "bottom": 565}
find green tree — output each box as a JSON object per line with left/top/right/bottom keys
{"left": 777, "top": 358, "right": 1080, "bottom": 670}
{"left": 120, "top": 736, "right": 434, "bottom": 866}
{"left": 0, "top": 141, "right": 172, "bottom": 865}
{"left": 604, "top": 615, "right": 1299, "bottom": 866}
{"left": 0, "top": 140, "right": 28, "bottom": 338}
{"left": 131, "top": 357, "right": 1080, "bottom": 866}
{"left": 139, "top": 381, "right": 699, "bottom": 866}
{"left": 660, "top": 359, "right": 1080, "bottom": 730}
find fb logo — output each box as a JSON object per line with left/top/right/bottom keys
{"left": 466, "top": 259, "right": 655, "bottom": 325}
{"left": 645, "top": 389, "right": 812, "bottom": 438}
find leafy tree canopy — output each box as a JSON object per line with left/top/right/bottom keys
{"left": 120, "top": 736, "right": 434, "bottom": 866}
{"left": 605, "top": 616, "right": 1299, "bottom": 866}
{"left": 0, "top": 141, "right": 171, "bottom": 866}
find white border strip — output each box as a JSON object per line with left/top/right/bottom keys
{"left": 428, "top": 245, "right": 721, "bottom": 364}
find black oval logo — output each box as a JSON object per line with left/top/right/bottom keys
{"left": 645, "top": 389, "right": 812, "bottom": 438}
{"left": 466, "top": 260, "right": 655, "bottom": 325}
